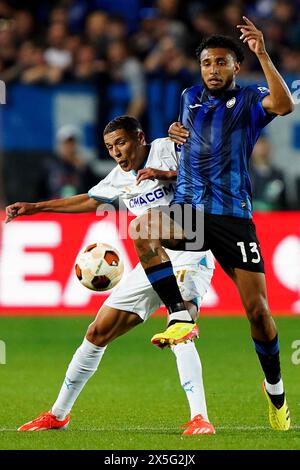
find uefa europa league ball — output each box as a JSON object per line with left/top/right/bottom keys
{"left": 75, "top": 243, "right": 124, "bottom": 291}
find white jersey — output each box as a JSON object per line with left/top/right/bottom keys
{"left": 88, "top": 138, "right": 178, "bottom": 214}
{"left": 88, "top": 138, "right": 214, "bottom": 269}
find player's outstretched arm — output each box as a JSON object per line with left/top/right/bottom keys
{"left": 5, "top": 194, "right": 100, "bottom": 223}
{"left": 237, "top": 16, "right": 294, "bottom": 116}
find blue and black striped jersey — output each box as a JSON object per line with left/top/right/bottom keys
{"left": 172, "top": 84, "right": 276, "bottom": 219}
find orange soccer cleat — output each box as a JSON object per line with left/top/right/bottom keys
{"left": 17, "top": 411, "right": 70, "bottom": 432}
{"left": 181, "top": 414, "right": 216, "bottom": 436}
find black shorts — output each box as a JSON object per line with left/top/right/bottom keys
{"left": 168, "top": 205, "right": 265, "bottom": 274}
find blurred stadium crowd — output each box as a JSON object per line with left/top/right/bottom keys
{"left": 0, "top": 0, "right": 299, "bottom": 210}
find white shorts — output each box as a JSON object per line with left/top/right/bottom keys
{"left": 104, "top": 261, "right": 214, "bottom": 321}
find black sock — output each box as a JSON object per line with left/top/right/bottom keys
{"left": 266, "top": 390, "right": 285, "bottom": 409}
{"left": 144, "top": 262, "right": 192, "bottom": 321}
{"left": 253, "top": 335, "right": 284, "bottom": 408}
{"left": 253, "top": 335, "right": 281, "bottom": 384}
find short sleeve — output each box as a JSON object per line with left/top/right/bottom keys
{"left": 88, "top": 170, "right": 121, "bottom": 203}
{"left": 247, "top": 85, "right": 277, "bottom": 128}
{"left": 161, "top": 139, "right": 180, "bottom": 169}
{"left": 149, "top": 138, "right": 180, "bottom": 171}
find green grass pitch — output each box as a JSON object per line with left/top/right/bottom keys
{"left": 0, "top": 315, "right": 299, "bottom": 450}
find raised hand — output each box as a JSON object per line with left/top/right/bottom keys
{"left": 237, "top": 16, "right": 266, "bottom": 56}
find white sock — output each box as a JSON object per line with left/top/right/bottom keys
{"left": 172, "top": 341, "right": 208, "bottom": 421}
{"left": 168, "top": 310, "right": 192, "bottom": 324}
{"left": 52, "top": 338, "right": 107, "bottom": 420}
{"left": 265, "top": 378, "right": 284, "bottom": 395}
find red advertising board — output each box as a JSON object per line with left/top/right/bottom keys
{"left": 0, "top": 211, "right": 299, "bottom": 315}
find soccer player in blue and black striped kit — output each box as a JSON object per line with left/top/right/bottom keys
{"left": 132, "top": 17, "right": 294, "bottom": 431}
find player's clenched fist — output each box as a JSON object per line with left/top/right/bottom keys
{"left": 5, "top": 202, "right": 38, "bottom": 223}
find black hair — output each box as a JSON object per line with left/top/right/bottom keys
{"left": 196, "top": 35, "right": 244, "bottom": 63}
{"left": 103, "top": 115, "right": 142, "bottom": 136}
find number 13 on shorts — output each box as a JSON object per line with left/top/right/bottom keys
{"left": 237, "top": 241, "right": 261, "bottom": 264}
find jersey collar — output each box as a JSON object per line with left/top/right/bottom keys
{"left": 200, "top": 84, "right": 241, "bottom": 103}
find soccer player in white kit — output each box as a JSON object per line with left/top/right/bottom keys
{"left": 6, "top": 116, "right": 215, "bottom": 435}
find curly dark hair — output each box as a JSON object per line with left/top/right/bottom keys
{"left": 196, "top": 35, "right": 244, "bottom": 63}
{"left": 103, "top": 115, "right": 142, "bottom": 136}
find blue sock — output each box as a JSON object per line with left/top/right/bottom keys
{"left": 253, "top": 335, "right": 284, "bottom": 407}
{"left": 145, "top": 261, "right": 186, "bottom": 315}
{"left": 253, "top": 334, "right": 281, "bottom": 384}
